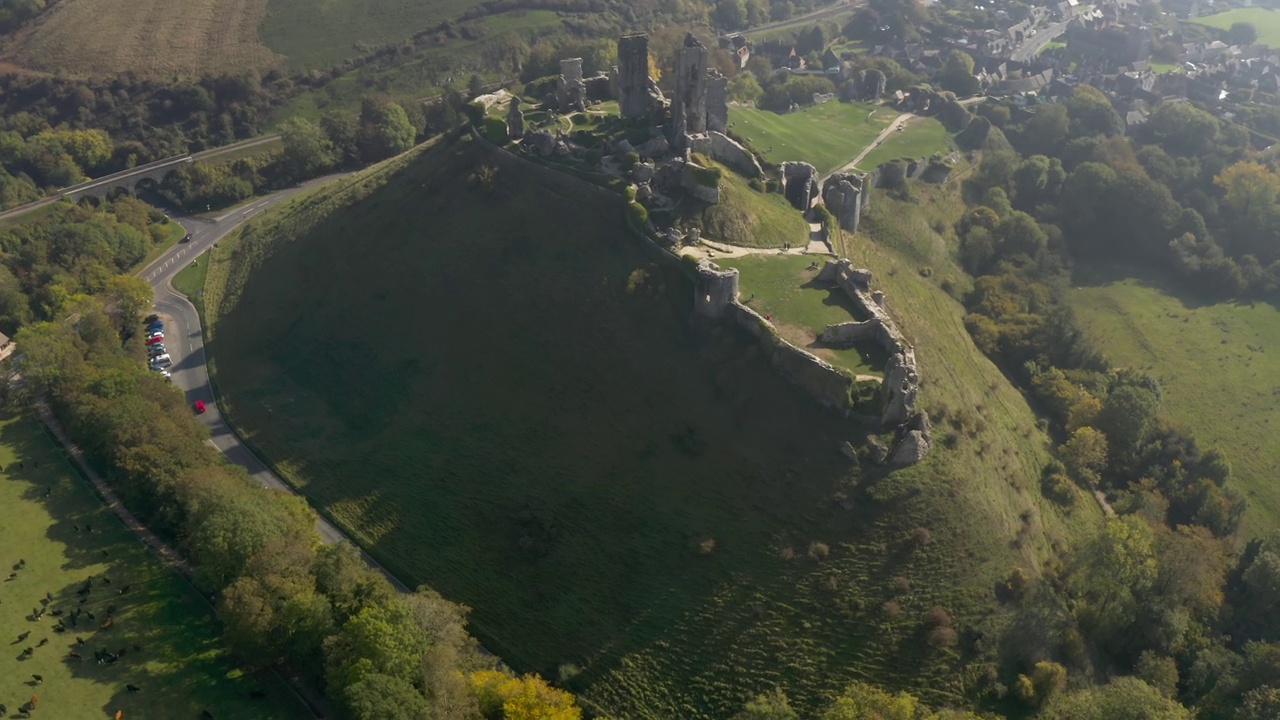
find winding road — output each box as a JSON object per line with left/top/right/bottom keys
{"left": 138, "top": 178, "right": 412, "bottom": 594}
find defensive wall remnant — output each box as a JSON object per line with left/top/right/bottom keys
{"left": 693, "top": 257, "right": 930, "bottom": 465}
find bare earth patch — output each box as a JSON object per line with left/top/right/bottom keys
{"left": 6, "top": 0, "right": 282, "bottom": 77}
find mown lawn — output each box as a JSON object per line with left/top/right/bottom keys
{"left": 195, "top": 136, "right": 1099, "bottom": 718}
{"left": 0, "top": 414, "right": 307, "bottom": 720}
{"left": 1193, "top": 7, "right": 1280, "bottom": 47}
{"left": 696, "top": 168, "right": 810, "bottom": 248}
{"left": 720, "top": 254, "right": 888, "bottom": 377}
{"left": 857, "top": 117, "right": 956, "bottom": 170}
{"left": 1069, "top": 273, "right": 1280, "bottom": 539}
{"left": 730, "top": 102, "right": 896, "bottom": 175}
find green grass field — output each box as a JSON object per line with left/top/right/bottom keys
{"left": 1069, "top": 273, "right": 1280, "bottom": 539}
{"left": 730, "top": 102, "right": 896, "bottom": 175}
{"left": 720, "top": 254, "right": 887, "bottom": 377}
{"left": 266, "top": 11, "right": 562, "bottom": 124}
{"left": 260, "top": 0, "right": 554, "bottom": 71}
{"left": 857, "top": 117, "right": 956, "bottom": 171}
{"left": 193, "top": 136, "right": 1098, "bottom": 717}
{"left": 0, "top": 413, "right": 307, "bottom": 719}
{"left": 1193, "top": 7, "right": 1280, "bottom": 47}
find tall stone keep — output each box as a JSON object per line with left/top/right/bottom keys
{"left": 557, "top": 57, "right": 586, "bottom": 111}
{"left": 672, "top": 33, "right": 709, "bottom": 146}
{"left": 506, "top": 96, "right": 525, "bottom": 139}
{"left": 706, "top": 69, "right": 728, "bottom": 133}
{"left": 618, "top": 34, "right": 652, "bottom": 118}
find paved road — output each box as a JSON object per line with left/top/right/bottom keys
{"left": 138, "top": 178, "right": 412, "bottom": 594}
{"left": 1009, "top": 19, "right": 1070, "bottom": 63}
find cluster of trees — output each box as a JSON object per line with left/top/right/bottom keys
{"left": 937, "top": 83, "right": 1280, "bottom": 719}
{"left": 0, "top": 196, "right": 173, "bottom": 335}
{"left": 155, "top": 98, "right": 419, "bottom": 212}
{"left": 975, "top": 91, "right": 1280, "bottom": 302}
{"left": 14, "top": 289, "right": 580, "bottom": 720}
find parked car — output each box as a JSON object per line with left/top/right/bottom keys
{"left": 147, "top": 321, "right": 164, "bottom": 332}
{"left": 146, "top": 333, "right": 164, "bottom": 346}
{"left": 147, "top": 344, "right": 166, "bottom": 357}
{"left": 181, "top": 233, "right": 192, "bottom": 243}
{"left": 149, "top": 354, "right": 172, "bottom": 369}
{"left": 160, "top": 370, "right": 171, "bottom": 381}
{"left": 193, "top": 400, "right": 206, "bottom": 414}
{"left": 144, "top": 314, "right": 159, "bottom": 325}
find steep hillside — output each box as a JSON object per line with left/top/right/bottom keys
{"left": 195, "top": 135, "right": 1086, "bottom": 717}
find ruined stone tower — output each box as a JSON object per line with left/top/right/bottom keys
{"left": 557, "top": 58, "right": 585, "bottom": 111}
{"left": 671, "top": 33, "right": 709, "bottom": 147}
{"left": 618, "top": 34, "right": 651, "bottom": 118}
{"left": 706, "top": 70, "right": 728, "bottom": 133}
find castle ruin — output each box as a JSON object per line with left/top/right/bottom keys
{"left": 618, "top": 34, "right": 653, "bottom": 118}
{"left": 557, "top": 58, "right": 586, "bottom": 111}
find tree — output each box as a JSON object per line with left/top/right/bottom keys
{"left": 1216, "top": 161, "right": 1280, "bottom": 261}
{"left": 340, "top": 673, "right": 432, "bottom": 720}
{"left": 358, "top": 100, "right": 416, "bottom": 163}
{"left": 1146, "top": 103, "right": 1219, "bottom": 157}
{"left": 937, "top": 50, "right": 979, "bottom": 96}
{"left": 734, "top": 689, "right": 798, "bottom": 720}
{"left": 1134, "top": 651, "right": 1179, "bottom": 698}
{"left": 1097, "top": 385, "right": 1160, "bottom": 460}
{"left": 1021, "top": 103, "right": 1069, "bottom": 158}
{"left": 280, "top": 117, "right": 337, "bottom": 180}
{"left": 326, "top": 599, "right": 431, "bottom": 690}
{"left": 715, "top": 0, "right": 748, "bottom": 29}
{"left": 1071, "top": 516, "right": 1158, "bottom": 644}
{"left": 1065, "top": 85, "right": 1124, "bottom": 138}
{"left": 728, "top": 73, "right": 764, "bottom": 104}
{"left": 1062, "top": 426, "right": 1108, "bottom": 486}
{"left": 102, "top": 275, "right": 152, "bottom": 336}
{"left": 467, "top": 671, "right": 581, "bottom": 720}
{"left": 822, "top": 682, "right": 921, "bottom": 719}
{"left": 1038, "top": 677, "right": 1191, "bottom": 719}
{"left": 1228, "top": 22, "right": 1259, "bottom": 45}
{"left": 994, "top": 210, "right": 1048, "bottom": 259}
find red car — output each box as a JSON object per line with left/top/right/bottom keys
{"left": 194, "top": 400, "right": 206, "bottom": 414}
{"left": 145, "top": 333, "right": 164, "bottom": 346}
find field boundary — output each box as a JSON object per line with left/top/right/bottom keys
{"left": 31, "top": 402, "right": 325, "bottom": 717}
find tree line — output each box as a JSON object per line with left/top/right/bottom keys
{"left": 0, "top": 183, "right": 582, "bottom": 718}
{"left": 902, "top": 84, "right": 1280, "bottom": 718}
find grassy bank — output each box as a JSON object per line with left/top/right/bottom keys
{"left": 0, "top": 413, "right": 307, "bottom": 718}
{"left": 857, "top": 117, "right": 956, "bottom": 170}
{"left": 1069, "top": 273, "right": 1280, "bottom": 538}
{"left": 195, "top": 135, "right": 1095, "bottom": 717}
{"left": 730, "top": 102, "right": 895, "bottom": 174}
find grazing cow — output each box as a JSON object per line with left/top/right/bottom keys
{"left": 100, "top": 618, "right": 112, "bottom": 630}
{"left": 102, "top": 578, "right": 111, "bottom": 585}
{"left": 69, "top": 650, "right": 82, "bottom": 660}
{"left": 126, "top": 684, "right": 140, "bottom": 693}
{"left": 86, "top": 612, "right": 95, "bottom": 620}
{"left": 17, "top": 631, "right": 29, "bottom": 641}
{"left": 107, "top": 605, "right": 116, "bottom": 615}
{"left": 36, "top": 639, "right": 46, "bottom": 647}
{"left": 52, "top": 623, "right": 64, "bottom": 633}
{"left": 0, "top": 702, "right": 6, "bottom": 716}
{"left": 49, "top": 609, "right": 62, "bottom": 617}
{"left": 6, "top": 573, "right": 16, "bottom": 580}
{"left": 17, "top": 559, "right": 24, "bottom": 568}
{"left": 115, "top": 712, "right": 123, "bottom": 720}
{"left": 76, "top": 637, "right": 84, "bottom": 646}
{"left": 30, "top": 675, "right": 41, "bottom": 685}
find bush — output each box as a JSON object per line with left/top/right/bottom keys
{"left": 626, "top": 201, "right": 649, "bottom": 230}
{"left": 909, "top": 527, "right": 933, "bottom": 546}
{"left": 621, "top": 151, "right": 640, "bottom": 171}
{"left": 687, "top": 162, "right": 723, "bottom": 188}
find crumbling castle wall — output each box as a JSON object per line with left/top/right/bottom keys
{"left": 815, "top": 259, "right": 921, "bottom": 430}
{"left": 557, "top": 58, "right": 586, "bottom": 111}
{"left": 706, "top": 70, "right": 729, "bottom": 133}
{"left": 689, "top": 132, "right": 762, "bottom": 178}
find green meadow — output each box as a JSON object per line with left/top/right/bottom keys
{"left": 730, "top": 102, "right": 895, "bottom": 174}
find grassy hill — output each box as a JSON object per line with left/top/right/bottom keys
{"left": 690, "top": 164, "right": 809, "bottom": 248}
{"left": 857, "top": 117, "right": 956, "bottom": 171}
{"left": 6, "top": 0, "right": 281, "bottom": 77}
{"left": 194, "top": 135, "right": 1093, "bottom": 717}
{"left": 1193, "top": 7, "right": 1280, "bottom": 47}
{"left": 0, "top": 414, "right": 307, "bottom": 718}
{"left": 1069, "top": 272, "right": 1280, "bottom": 539}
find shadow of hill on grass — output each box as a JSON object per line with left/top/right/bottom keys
{"left": 197, "top": 136, "right": 1043, "bottom": 718}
